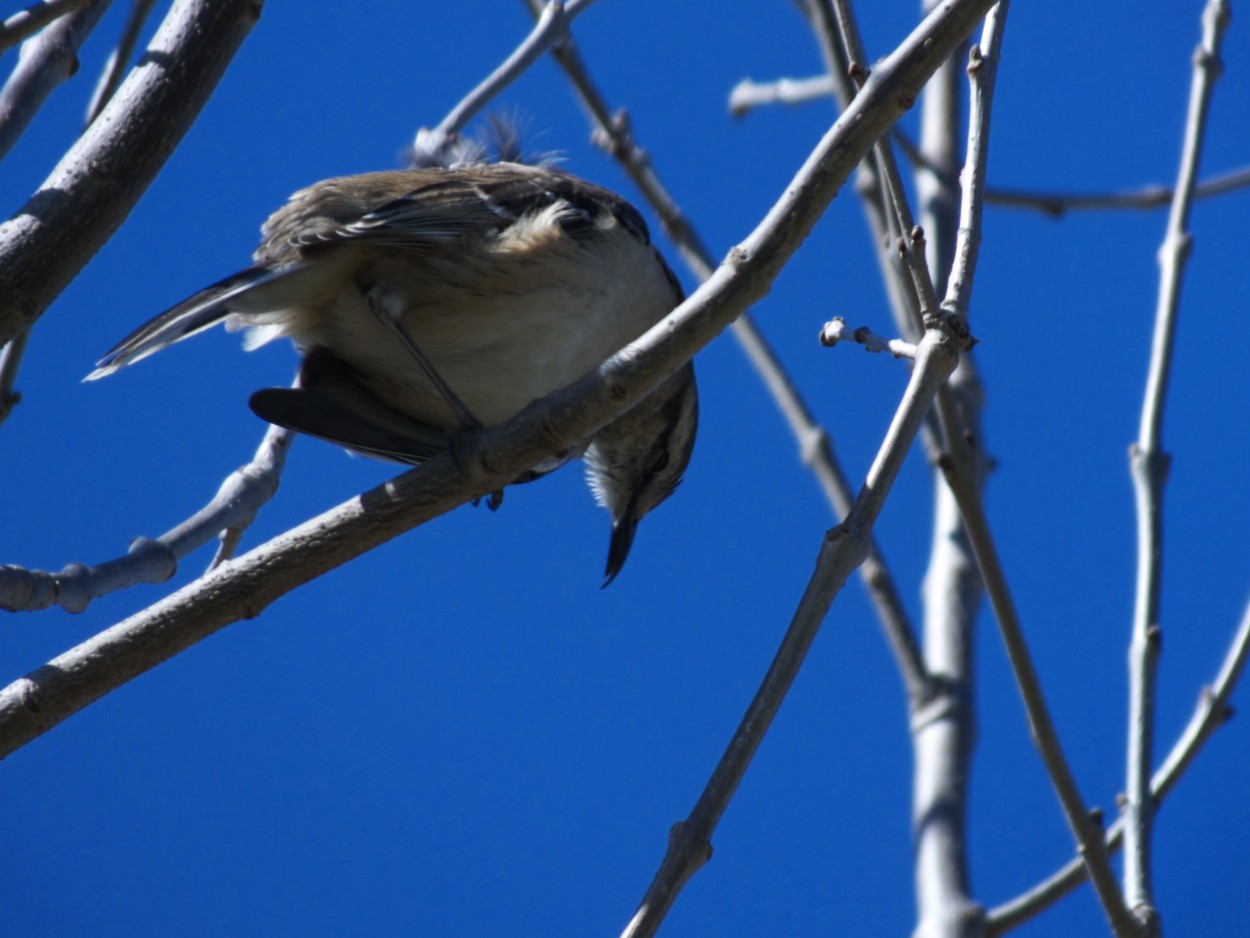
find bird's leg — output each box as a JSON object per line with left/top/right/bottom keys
{"left": 367, "top": 300, "right": 481, "bottom": 431}
{"left": 366, "top": 288, "right": 504, "bottom": 508}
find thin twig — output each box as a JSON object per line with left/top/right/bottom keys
{"left": 84, "top": 0, "right": 155, "bottom": 125}
{"left": 830, "top": 0, "right": 945, "bottom": 397}
{"left": 987, "top": 596, "right": 1250, "bottom": 934}
{"left": 829, "top": 0, "right": 939, "bottom": 337}
{"left": 734, "top": 88, "right": 1250, "bottom": 216}
{"left": 1, "top": 423, "right": 293, "bottom": 612}
{"left": 941, "top": 467, "right": 1139, "bottom": 936}
{"left": 941, "top": 33, "right": 995, "bottom": 322}
{"left": 818, "top": 317, "right": 917, "bottom": 358}
{"left": 987, "top": 165, "right": 1250, "bottom": 215}
{"left": 0, "top": 0, "right": 88, "bottom": 52}
{"left": 798, "top": 0, "right": 947, "bottom": 480}
{"left": 728, "top": 74, "right": 834, "bottom": 116}
{"left": 1125, "top": 0, "right": 1229, "bottom": 929}
{"left": 797, "top": 1, "right": 922, "bottom": 343}
{"left": 894, "top": 129, "right": 1250, "bottom": 216}
{"left": 0, "top": 0, "right": 110, "bottom": 162}
{"left": 418, "top": 0, "right": 598, "bottom": 163}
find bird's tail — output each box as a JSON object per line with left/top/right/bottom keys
{"left": 85, "top": 262, "right": 312, "bottom": 380}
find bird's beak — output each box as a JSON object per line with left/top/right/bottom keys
{"left": 602, "top": 498, "right": 640, "bottom": 588}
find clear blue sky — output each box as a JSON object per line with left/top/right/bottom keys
{"left": 4, "top": 1, "right": 1249, "bottom": 935}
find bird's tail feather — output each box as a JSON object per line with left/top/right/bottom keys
{"left": 85, "top": 262, "right": 311, "bottom": 380}
{"left": 250, "top": 347, "right": 448, "bottom": 464}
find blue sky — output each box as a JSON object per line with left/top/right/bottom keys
{"left": 3, "top": 1, "right": 1249, "bottom": 935}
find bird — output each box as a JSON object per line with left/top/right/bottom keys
{"left": 88, "top": 161, "right": 699, "bottom": 585}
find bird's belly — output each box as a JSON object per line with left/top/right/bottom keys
{"left": 312, "top": 261, "right": 672, "bottom": 429}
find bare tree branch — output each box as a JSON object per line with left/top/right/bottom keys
{"left": 206, "top": 426, "right": 294, "bottom": 569}
{"left": 987, "top": 595, "right": 1250, "bottom": 934}
{"left": 0, "top": 0, "right": 267, "bottom": 608}
{"left": 826, "top": 0, "right": 940, "bottom": 336}
{"left": 0, "top": 0, "right": 109, "bottom": 161}
{"left": 0, "top": 0, "right": 89, "bottom": 53}
{"left": 894, "top": 129, "right": 1250, "bottom": 216}
{"left": 938, "top": 356, "right": 1141, "bottom": 907}
{"left": 0, "top": 0, "right": 111, "bottom": 425}
{"left": 939, "top": 431, "right": 1141, "bottom": 937}
{"left": 729, "top": 73, "right": 834, "bottom": 115}
{"left": 1125, "top": 0, "right": 1230, "bottom": 929}
{"left": 84, "top": 0, "right": 154, "bottom": 125}
{"left": 797, "top": 0, "right": 924, "bottom": 345}
{"left": 418, "top": 0, "right": 599, "bottom": 163}
{"left": 805, "top": 48, "right": 1001, "bottom": 938}
{"left": 986, "top": 166, "right": 1250, "bottom": 214}
{"left": 910, "top": 2, "right": 983, "bottom": 934}
{"left": 0, "top": 422, "right": 293, "bottom": 612}
{"left": 0, "top": 0, "right": 265, "bottom": 348}
{"left": 731, "top": 70, "right": 1250, "bottom": 217}
{"left": 819, "top": 317, "right": 917, "bottom": 358}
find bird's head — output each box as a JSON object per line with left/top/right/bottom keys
{"left": 584, "top": 363, "right": 699, "bottom": 586}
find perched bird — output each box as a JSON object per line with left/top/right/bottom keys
{"left": 88, "top": 162, "right": 698, "bottom": 584}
